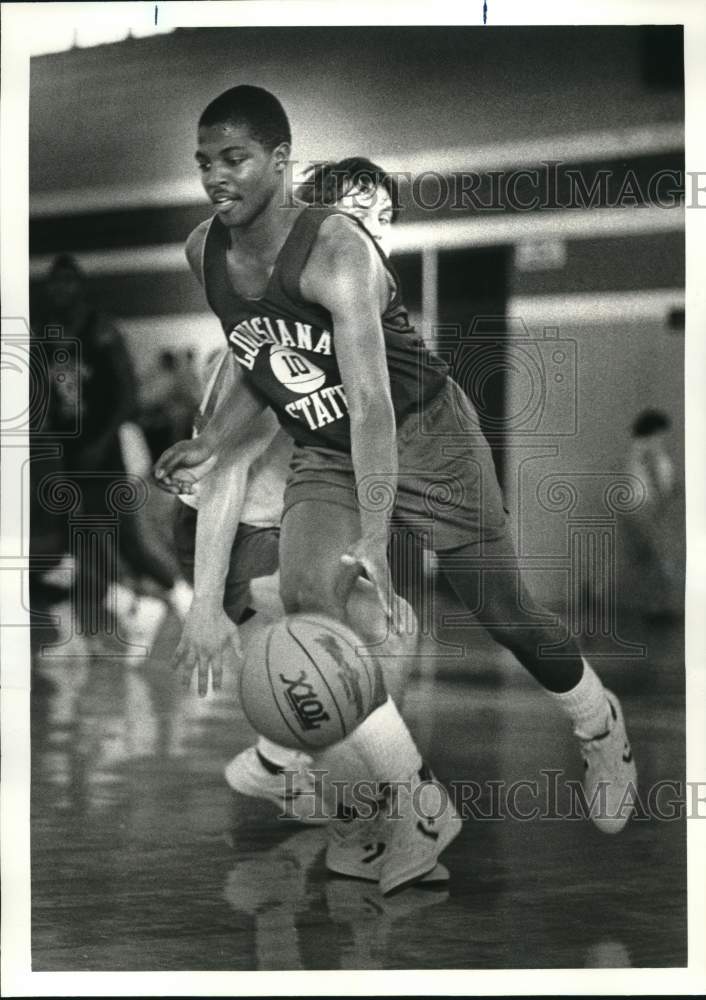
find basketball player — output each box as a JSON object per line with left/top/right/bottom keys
{"left": 171, "top": 158, "right": 419, "bottom": 833}
{"left": 155, "top": 86, "right": 637, "bottom": 892}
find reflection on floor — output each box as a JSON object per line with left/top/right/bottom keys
{"left": 30, "top": 599, "right": 686, "bottom": 971}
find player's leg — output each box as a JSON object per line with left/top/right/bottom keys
{"left": 118, "top": 421, "right": 192, "bottom": 620}
{"left": 280, "top": 494, "right": 460, "bottom": 890}
{"left": 69, "top": 441, "right": 119, "bottom": 635}
{"left": 436, "top": 533, "right": 637, "bottom": 833}
{"left": 173, "top": 503, "right": 320, "bottom": 817}
{"left": 173, "top": 503, "right": 268, "bottom": 627}
{"left": 438, "top": 531, "right": 585, "bottom": 691}
{"left": 279, "top": 495, "right": 415, "bottom": 695}
{"left": 398, "top": 376, "right": 636, "bottom": 833}
{"left": 221, "top": 523, "right": 327, "bottom": 822}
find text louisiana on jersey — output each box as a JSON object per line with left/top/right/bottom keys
{"left": 228, "top": 314, "right": 349, "bottom": 434}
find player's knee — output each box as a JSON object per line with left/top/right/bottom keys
{"left": 279, "top": 565, "right": 342, "bottom": 618}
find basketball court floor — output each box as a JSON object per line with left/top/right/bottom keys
{"left": 30, "top": 597, "right": 686, "bottom": 972}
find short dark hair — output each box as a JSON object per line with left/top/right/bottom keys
{"left": 632, "top": 409, "right": 670, "bottom": 437}
{"left": 296, "top": 157, "right": 400, "bottom": 219}
{"left": 159, "top": 349, "right": 177, "bottom": 371}
{"left": 47, "top": 253, "right": 84, "bottom": 280}
{"left": 199, "top": 85, "right": 291, "bottom": 151}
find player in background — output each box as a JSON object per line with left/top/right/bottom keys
{"left": 32, "top": 254, "right": 193, "bottom": 643}
{"left": 155, "top": 86, "right": 637, "bottom": 893}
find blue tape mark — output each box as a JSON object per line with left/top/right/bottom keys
{"left": 483, "top": 0, "right": 488, "bottom": 24}
{"left": 154, "top": 4, "right": 158, "bottom": 25}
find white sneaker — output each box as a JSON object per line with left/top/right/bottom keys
{"left": 224, "top": 746, "right": 328, "bottom": 825}
{"left": 167, "top": 579, "right": 193, "bottom": 621}
{"left": 326, "top": 806, "right": 450, "bottom": 885}
{"left": 378, "top": 769, "right": 461, "bottom": 896}
{"left": 579, "top": 690, "right": 638, "bottom": 834}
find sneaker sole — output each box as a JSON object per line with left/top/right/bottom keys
{"left": 380, "top": 812, "right": 462, "bottom": 896}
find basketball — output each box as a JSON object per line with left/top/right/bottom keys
{"left": 239, "top": 613, "right": 378, "bottom": 750}
{"left": 269, "top": 345, "right": 326, "bottom": 394}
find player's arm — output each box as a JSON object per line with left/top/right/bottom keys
{"left": 174, "top": 407, "right": 280, "bottom": 696}
{"left": 301, "top": 216, "right": 397, "bottom": 616}
{"left": 153, "top": 224, "right": 266, "bottom": 493}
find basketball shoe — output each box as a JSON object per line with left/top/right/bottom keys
{"left": 224, "top": 746, "right": 328, "bottom": 825}
{"left": 326, "top": 803, "right": 449, "bottom": 884}
{"left": 578, "top": 690, "right": 637, "bottom": 834}
{"left": 378, "top": 766, "right": 462, "bottom": 895}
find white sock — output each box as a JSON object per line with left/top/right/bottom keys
{"left": 256, "top": 735, "right": 307, "bottom": 768}
{"left": 312, "top": 739, "right": 369, "bottom": 815}
{"left": 550, "top": 659, "right": 611, "bottom": 739}
{"left": 345, "top": 696, "right": 422, "bottom": 783}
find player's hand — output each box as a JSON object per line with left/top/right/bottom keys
{"left": 339, "top": 536, "right": 393, "bottom": 621}
{"left": 153, "top": 437, "right": 219, "bottom": 495}
{"left": 172, "top": 605, "right": 242, "bottom": 697}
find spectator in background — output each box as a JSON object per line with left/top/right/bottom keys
{"left": 41, "top": 254, "right": 138, "bottom": 474}
{"left": 625, "top": 409, "right": 681, "bottom": 619}
{"left": 31, "top": 253, "right": 139, "bottom": 624}
{"left": 628, "top": 410, "right": 675, "bottom": 502}
{"left": 32, "top": 254, "right": 192, "bottom": 649}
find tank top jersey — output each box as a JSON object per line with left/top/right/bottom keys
{"left": 202, "top": 206, "right": 448, "bottom": 452}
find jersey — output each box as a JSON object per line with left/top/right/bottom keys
{"left": 201, "top": 206, "right": 449, "bottom": 452}
{"left": 178, "top": 349, "right": 290, "bottom": 528}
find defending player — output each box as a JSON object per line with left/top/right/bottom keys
{"left": 155, "top": 86, "right": 637, "bottom": 892}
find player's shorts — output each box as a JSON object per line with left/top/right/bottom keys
{"left": 174, "top": 503, "right": 280, "bottom": 624}
{"left": 282, "top": 376, "right": 509, "bottom": 551}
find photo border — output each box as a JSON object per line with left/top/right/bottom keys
{"left": 2, "top": 1, "right": 705, "bottom": 995}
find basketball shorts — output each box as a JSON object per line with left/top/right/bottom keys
{"left": 282, "top": 377, "right": 509, "bottom": 551}
{"left": 173, "top": 503, "right": 280, "bottom": 625}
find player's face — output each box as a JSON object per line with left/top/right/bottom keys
{"left": 196, "top": 122, "right": 288, "bottom": 227}
{"left": 336, "top": 184, "right": 394, "bottom": 256}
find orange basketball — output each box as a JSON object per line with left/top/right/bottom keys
{"left": 239, "top": 613, "right": 378, "bottom": 750}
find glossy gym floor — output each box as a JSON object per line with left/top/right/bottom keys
{"left": 30, "top": 591, "right": 686, "bottom": 972}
